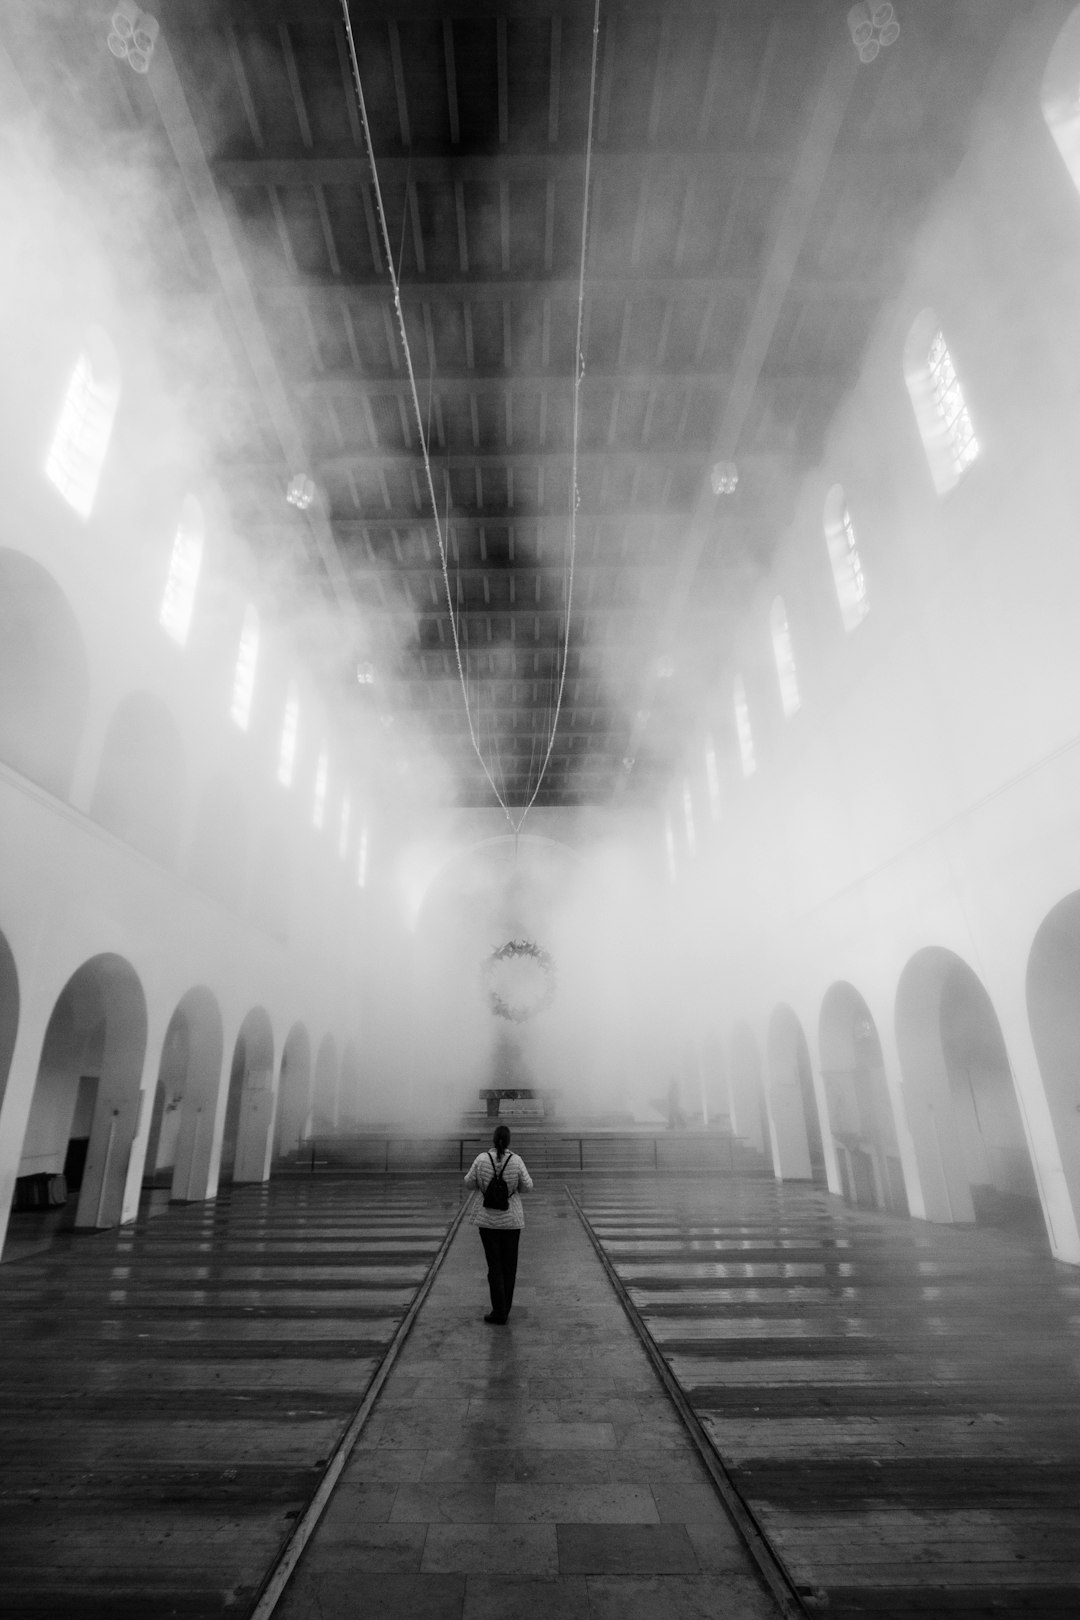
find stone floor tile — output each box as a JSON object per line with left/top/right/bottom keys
{"left": 277, "top": 1569, "right": 466, "bottom": 1620}
{"left": 421, "top": 1521, "right": 559, "bottom": 1575}
{"left": 292, "top": 1520, "right": 427, "bottom": 1571}
{"left": 316, "top": 1481, "right": 398, "bottom": 1524}
{"left": 390, "top": 1483, "right": 499, "bottom": 1523}
{"left": 684, "top": 1519, "right": 756, "bottom": 1572}
{"left": 462, "top": 1575, "right": 590, "bottom": 1619}
{"left": 650, "top": 1479, "right": 733, "bottom": 1527}
{"left": 556, "top": 1522, "right": 699, "bottom": 1575}
{"left": 420, "top": 1447, "right": 614, "bottom": 1485}
{"left": 520, "top": 1420, "right": 617, "bottom": 1449}
{"left": 612, "top": 1418, "right": 690, "bottom": 1450}
{"left": 584, "top": 1573, "right": 780, "bottom": 1620}
{"left": 340, "top": 1447, "right": 428, "bottom": 1483}
{"left": 494, "top": 1481, "right": 659, "bottom": 1523}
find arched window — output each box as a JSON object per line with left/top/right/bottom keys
{"left": 823, "top": 484, "right": 869, "bottom": 630}
{"left": 770, "top": 597, "right": 801, "bottom": 718}
{"left": 904, "top": 309, "right": 979, "bottom": 495}
{"left": 312, "top": 741, "right": 329, "bottom": 830}
{"left": 733, "top": 675, "right": 756, "bottom": 778}
{"left": 1042, "top": 9, "right": 1080, "bottom": 198}
{"left": 704, "top": 733, "right": 722, "bottom": 823}
{"left": 338, "top": 791, "right": 352, "bottom": 859}
{"left": 45, "top": 326, "right": 121, "bottom": 519}
{"left": 159, "top": 496, "right": 204, "bottom": 647}
{"left": 277, "top": 682, "right": 299, "bottom": 786}
{"left": 230, "top": 605, "right": 259, "bottom": 729}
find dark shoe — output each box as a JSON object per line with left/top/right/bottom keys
{"left": 483, "top": 1312, "right": 507, "bottom": 1324}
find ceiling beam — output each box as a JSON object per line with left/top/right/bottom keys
{"left": 213, "top": 145, "right": 941, "bottom": 191}
{"left": 260, "top": 271, "right": 884, "bottom": 304}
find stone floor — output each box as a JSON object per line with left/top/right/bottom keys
{"left": 275, "top": 1187, "right": 780, "bottom": 1620}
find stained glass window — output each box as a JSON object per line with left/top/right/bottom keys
{"left": 734, "top": 676, "right": 756, "bottom": 778}
{"left": 278, "top": 683, "right": 299, "bottom": 787}
{"left": 928, "top": 330, "right": 979, "bottom": 478}
{"left": 770, "top": 598, "right": 801, "bottom": 718}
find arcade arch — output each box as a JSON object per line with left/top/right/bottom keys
{"left": 219, "top": 1008, "right": 275, "bottom": 1185}
{"left": 766, "top": 1005, "right": 827, "bottom": 1185}
{"left": 145, "top": 988, "right": 223, "bottom": 1202}
{"left": 896, "top": 948, "right": 1041, "bottom": 1235}
{"left": 18, "top": 954, "right": 146, "bottom": 1230}
{"left": 0, "top": 929, "right": 19, "bottom": 1118}
{"left": 275, "top": 1023, "right": 312, "bottom": 1158}
{"left": 728, "top": 1022, "right": 771, "bottom": 1167}
{"left": 819, "top": 982, "right": 907, "bottom": 1214}
{"left": 1026, "top": 892, "right": 1080, "bottom": 1242}
{"left": 312, "top": 1034, "right": 339, "bottom": 1133}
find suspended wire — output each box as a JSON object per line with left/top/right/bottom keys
{"left": 340, "top": 0, "right": 602, "bottom": 832}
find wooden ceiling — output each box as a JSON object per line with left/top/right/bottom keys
{"left": 5, "top": 0, "right": 1021, "bottom": 811}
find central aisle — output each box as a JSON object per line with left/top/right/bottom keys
{"left": 276, "top": 1184, "right": 780, "bottom": 1619}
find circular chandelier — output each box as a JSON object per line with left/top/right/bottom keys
{"left": 482, "top": 939, "right": 556, "bottom": 1024}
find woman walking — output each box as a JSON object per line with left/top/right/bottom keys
{"left": 463, "top": 1125, "right": 533, "bottom": 1324}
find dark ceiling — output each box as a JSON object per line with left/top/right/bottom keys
{"left": 3, "top": 0, "right": 1020, "bottom": 813}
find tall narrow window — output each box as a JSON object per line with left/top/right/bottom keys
{"left": 278, "top": 682, "right": 299, "bottom": 787}
{"left": 664, "top": 813, "right": 677, "bottom": 883}
{"left": 45, "top": 326, "right": 121, "bottom": 519}
{"left": 682, "top": 780, "right": 697, "bottom": 859}
{"left": 904, "top": 309, "right": 979, "bottom": 495}
{"left": 734, "top": 676, "right": 756, "bottom": 778}
{"left": 230, "top": 605, "right": 259, "bottom": 729}
{"left": 770, "top": 597, "right": 801, "bottom": 718}
{"left": 704, "top": 733, "right": 722, "bottom": 823}
{"left": 338, "top": 791, "right": 352, "bottom": 859}
{"left": 357, "top": 823, "right": 369, "bottom": 888}
{"left": 823, "top": 484, "right": 869, "bottom": 631}
{"left": 312, "top": 742, "right": 329, "bottom": 830}
{"left": 159, "top": 495, "right": 204, "bottom": 646}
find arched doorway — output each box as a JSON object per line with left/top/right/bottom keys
{"left": 17, "top": 954, "right": 146, "bottom": 1231}
{"left": 220, "top": 1009, "right": 275, "bottom": 1185}
{"left": 144, "top": 988, "right": 223, "bottom": 1202}
{"left": 312, "top": 1034, "right": 339, "bottom": 1134}
{"left": 1026, "top": 893, "right": 1080, "bottom": 1244}
{"left": 819, "top": 982, "right": 907, "bottom": 1213}
{"left": 897, "top": 947, "right": 1041, "bottom": 1234}
{"left": 766, "top": 1005, "right": 827, "bottom": 1185}
{"left": 274, "top": 1023, "right": 312, "bottom": 1159}
{"left": 728, "top": 1022, "right": 772, "bottom": 1168}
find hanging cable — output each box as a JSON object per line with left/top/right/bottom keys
{"left": 340, "top": 0, "right": 601, "bottom": 832}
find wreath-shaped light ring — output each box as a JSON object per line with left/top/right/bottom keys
{"left": 482, "top": 938, "right": 556, "bottom": 1023}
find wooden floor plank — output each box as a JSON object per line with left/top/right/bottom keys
{"left": 0, "top": 1174, "right": 460, "bottom": 1618}
{"left": 579, "top": 1177, "right": 1080, "bottom": 1619}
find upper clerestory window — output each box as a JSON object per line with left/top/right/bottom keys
{"left": 45, "top": 326, "right": 121, "bottom": 520}
{"left": 904, "top": 309, "right": 979, "bottom": 495}
{"left": 824, "top": 484, "right": 869, "bottom": 631}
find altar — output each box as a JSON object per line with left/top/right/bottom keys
{"left": 478, "top": 1087, "right": 557, "bottom": 1122}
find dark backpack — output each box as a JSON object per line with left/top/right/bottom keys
{"left": 481, "top": 1151, "right": 512, "bottom": 1211}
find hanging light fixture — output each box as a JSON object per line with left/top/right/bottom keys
{"left": 710, "top": 461, "right": 738, "bottom": 496}
{"left": 286, "top": 473, "right": 316, "bottom": 510}
{"left": 847, "top": 3, "right": 899, "bottom": 64}
{"left": 107, "top": 2, "right": 159, "bottom": 73}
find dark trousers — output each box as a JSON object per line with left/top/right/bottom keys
{"left": 479, "top": 1227, "right": 520, "bottom": 1321}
